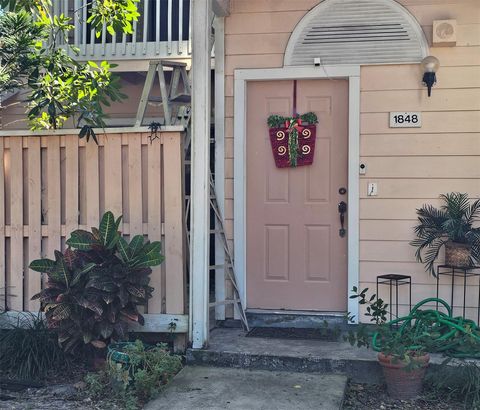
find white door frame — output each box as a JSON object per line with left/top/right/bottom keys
{"left": 233, "top": 65, "right": 361, "bottom": 322}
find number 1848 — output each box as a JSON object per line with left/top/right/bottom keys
{"left": 389, "top": 112, "right": 422, "bottom": 128}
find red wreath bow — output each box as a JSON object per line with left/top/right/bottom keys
{"left": 285, "top": 117, "right": 304, "bottom": 133}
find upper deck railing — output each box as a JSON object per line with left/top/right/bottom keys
{"left": 57, "top": 0, "right": 191, "bottom": 61}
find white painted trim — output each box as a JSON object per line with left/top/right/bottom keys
{"left": 129, "top": 314, "right": 189, "bottom": 333}
{"left": 236, "top": 65, "right": 360, "bottom": 82}
{"left": 190, "top": 0, "right": 212, "bottom": 349}
{"left": 233, "top": 75, "right": 247, "bottom": 309}
{"left": 213, "top": 17, "right": 226, "bottom": 321}
{"left": 0, "top": 311, "right": 189, "bottom": 333}
{"left": 233, "top": 65, "right": 360, "bottom": 323}
{"left": 347, "top": 76, "right": 361, "bottom": 324}
{"left": 0, "top": 126, "right": 184, "bottom": 137}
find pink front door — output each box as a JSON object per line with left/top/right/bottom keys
{"left": 246, "top": 79, "right": 348, "bottom": 312}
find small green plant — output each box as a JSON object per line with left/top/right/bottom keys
{"left": 425, "top": 359, "right": 480, "bottom": 409}
{"left": 108, "top": 340, "right": 182, "bottom": 403}
{"left": 85, "top": 370, "right": 138, "bottom": 410}
{"left": 84, "top": 371, "right": 107, "bottom": 396}
{"left": 85, "top": 340, "right": 182, "bottom": 409}
{"left": 29, "top": 211, "right": 164, "bottom": 353}
{"left": 346, "top": 287, "right": 430, "bottom": 368}
{"left": 411, "top": 192, "right": 480, "bottom": 275}
{"left": 0, "top": 312, "right": 69, "bottom": 380}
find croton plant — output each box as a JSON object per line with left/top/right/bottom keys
{"left": 30, "top": 212, "right": 163, "bottom": 352}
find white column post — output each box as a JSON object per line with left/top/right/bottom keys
{"left": 213, "top": 16, "right": 226, "bottom": 321}
{"left": 190, "top": 0, "right": 212, "bottom": 349}
{"left": 347, "top": 75, "right": 361, "bottom": 324}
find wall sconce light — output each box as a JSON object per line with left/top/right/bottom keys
{"left": 421, "top": 56, "right": 440, "bottom": 97}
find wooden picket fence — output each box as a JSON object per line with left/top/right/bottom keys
{"left": 0, "top": 128, "right": 187, "bottom": 333}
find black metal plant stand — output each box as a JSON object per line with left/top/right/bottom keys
{"left": 376, "top": 274, "right": 412, "bottom": 322}
{"left": 436, "top": 265, "right": 480, "bottom": 324}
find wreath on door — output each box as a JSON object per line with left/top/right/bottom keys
{"left": 267, "top": 112, "right": 318, "bottom": 168}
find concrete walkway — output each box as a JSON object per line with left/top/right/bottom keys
{"left": 145, "top": 366, "right": 347, "bottom": 410}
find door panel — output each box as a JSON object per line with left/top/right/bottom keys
{"left": 246, "top": 79, "right": 348, "bottom": 311}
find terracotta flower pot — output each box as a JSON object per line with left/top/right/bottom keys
{"left": 378, "top": 352, "right": 430, "bottom": 400}
{"left": 268, "top": 124, "right": 316, "bottom": 168}
{"left": 445, "top": 241, "right": 471, "bottom": 268}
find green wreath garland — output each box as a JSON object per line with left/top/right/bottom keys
{"left": 267, "top": 112, "right": 318, "bottom": 167}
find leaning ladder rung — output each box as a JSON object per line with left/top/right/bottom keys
{"left": 209, "top": 299, "right": 239, "bottom": 308}
{"left": 160, "top": 60, "right": 187, "bottom": 68}
{"left": 186, "top": 195, "right": 217, "bottom": 200}
{"left": 209, "top": 229, "right": 224, "bottom": 234}
{"left": 209, "top": 263, "right": 232, "bottom": 270}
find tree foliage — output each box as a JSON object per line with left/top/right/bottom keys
{"left": 0, "top": 0, "right": 140, "bottom": 141}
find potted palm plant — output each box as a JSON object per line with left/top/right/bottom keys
{"left": 411, "top": 192, "right": 480, "bottom": 275}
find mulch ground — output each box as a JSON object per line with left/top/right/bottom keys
{"left": 0, "top": 364, "right": 121, "bottom": 410}
{"left": 343, "top": 382, "right": 464, "bottom": 410}
{"left": 0, "top": 386, "right": 122, "bottom": 410}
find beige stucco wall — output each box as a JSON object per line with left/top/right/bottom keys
{"left": 224, "top": 0, "right": 480, "bottom": 320}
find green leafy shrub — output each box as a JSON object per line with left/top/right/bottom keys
{"left": 85, "top": 340, "right": 182, "bottom": 409}
{"left": 30, "top": 212, "right": 164, "bottom": 352}
{"left": 0, "top": 312, "right": 69, "bottom": 380}
{"left": 108, "top": 340, "right": 182, "bottom": 403}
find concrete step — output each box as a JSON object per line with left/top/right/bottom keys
{"left": 188, "top": 329, "right": 469, "bottom": 385}
{"left": 187, "top": 328, "right": 382, "bottom": 384}
{"left": 145, "top": 366, "right": 348, "bottom": 410}
{"left": 246, "top": 310, "right": 348, "bottom": 330}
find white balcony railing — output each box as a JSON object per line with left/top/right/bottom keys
{"left": 56, "top": 0, "right": 192, "bottom": 61}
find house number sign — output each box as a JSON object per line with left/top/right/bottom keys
{"left": 389, "top": 112, "right": 422, "bottom": 128}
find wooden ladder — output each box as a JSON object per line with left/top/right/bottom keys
{"left": 207, "top": 171, "right": 249, "bottom": 330}
{"left": 184, "top": 168, "right": 249, "bottom": 331}
{"left": 135, "top": 60, "right": 191, "bottom": 127}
